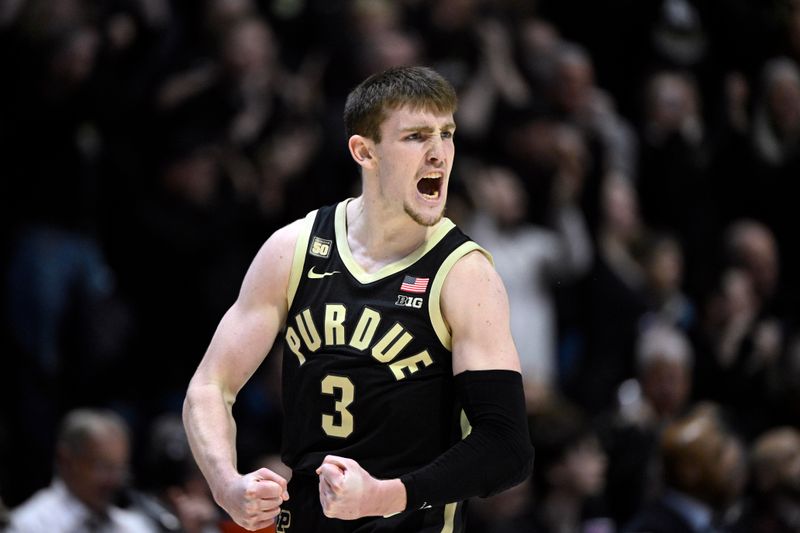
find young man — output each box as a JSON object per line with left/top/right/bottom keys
{"left": 183, "top": 66, "right": 534, "bottom": 532}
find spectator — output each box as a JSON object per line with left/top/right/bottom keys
{"left": 639, "top": 234, "right": 695, "bottom": 332}
{"left": 127, "top": 136, "right": 254, "bottom": 414}
{"left": 464, "top": 156, "right": 592, "bottom": 408}
{"left": 467, "top": 397, "right": 611, "bottom": 533}
{"left": 529, "top": 398, "right": 612, "bottom": 533}
{"left": 747, "top": 58, "right": 800, "bottom": 311}
{"left": 547, "top": 42, "right": 638, "bottom": 183}
{"left": 455, "top": 16, "right": 534, "bottom": 148}
{"left": 8, "top": 408, "right": 151, "bottom": 532}
{"left": 514, "top": 17, "right": 562, "bottom": 102}
{"left": 650, "top": 0, "right": 708, "bottom": 70}
{"left": 130, "top": 414, "right": 220, "bottom": 532}
{"left": 724, "top": 220, "right": 780, "bottom": 310}
{"left": 3, "top": 225, "right": 130, "bottom": 503}
{"left": 599, "top": 323, "right": 694, "bottom": 526}
{"left": 752, "top": 57, "right": 800, "bottom": 169}
{"left": 694, "top": 255, "right": 783, "bottom": 439}
{"left": 731, "top": 426, "right": 800, "bottom": 533}
{"left": 634, "top": 324, "right": 695, "bottom": 422}
{"left": 624, "top": 403, "right": 747, "bottom": 533}
{"left": 636, "top": 71, "right": 715, "bottom": 300}
{"left": 569, "top": 175, "right": 649, "bottom": 415}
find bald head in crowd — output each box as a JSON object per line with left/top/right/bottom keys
{"left": 636, "top": 323, "right": 693, "bottom": 420}
{"left": 56, "top": 408, "right": 132, "bottom": 514}
{"left": 8, "top": 408, "right": 153, "bottom": 532}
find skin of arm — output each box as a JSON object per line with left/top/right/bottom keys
{"left": 183, "top": 220, "right": 302, "bottom": 531}
{"left": 317, "top": 250, "right": 522, "bottom": 518}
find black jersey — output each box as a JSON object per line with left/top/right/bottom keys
{"left": 280, "top": 200, "right": 489, "bottom": 481}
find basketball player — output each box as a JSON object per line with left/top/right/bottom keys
{"left": 183, "top": 66, "right": 534, "bottom": 532}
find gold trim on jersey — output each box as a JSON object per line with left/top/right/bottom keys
{"left": 459, "top": 409, "right": 472, "bottom": 439}
{"left": 441, "top": 502, "right": 457, "bottom": 533}
{"left": 428, "top": 243, "right": 493, "bottom": 351}
{"left": 334, "top": 200, "right": 457, "bottom": 284}
{"left": 434, "top": 413, "right": 470, "bottom": 532}
{"left": 287, "top": 210, "right": 318, "bottom": 309}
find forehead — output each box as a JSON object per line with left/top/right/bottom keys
{"left": 84, "top": 429, "right": 129, "bottom": 458}
{"left": 381, "top": 105, "right": 455, "bottom": 130}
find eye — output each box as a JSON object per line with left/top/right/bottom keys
{"left": 405, "top": 133, "right": 421, "bottom": 141}
{"left": 441, "top": 131, "right": 453, "bottom": 140}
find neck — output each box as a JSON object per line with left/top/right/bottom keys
{"left": 346, "top": 196, "right": 436, "bottom": 272}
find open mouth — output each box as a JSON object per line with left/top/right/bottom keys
{"left": 417, "top": 174, "right": 442, "bottom": 200}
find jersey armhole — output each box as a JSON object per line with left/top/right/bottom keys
{"left": 428, "top": 242, "right": 493, "bottom": 351}
{"left": 286, "top": 210, "right": 318, "bottom": 310}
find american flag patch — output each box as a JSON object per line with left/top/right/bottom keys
{"left": 400, "top": 275, "right": 429, "bottom": 293}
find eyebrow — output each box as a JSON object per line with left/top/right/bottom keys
{"left": 400, "top": 122, "right": 457, "bottom": 133}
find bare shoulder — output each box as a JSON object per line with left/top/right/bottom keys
{"left": 189, "top": 217, "right": 310, "bottom": 391}
{"left": 441, "top": 250, "right": 520, "bottom": 373}
{"left": 238, "top": 217, "right": 307, "bottom": 308}
{"left": 256, "top": 217, "right": 306, "bottom": 265}
{"left": 441, "top": 249, "right": 506, "bottom": 312}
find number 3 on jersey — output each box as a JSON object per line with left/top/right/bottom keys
{"left": 321, "top": 375, "right": 354, "bottom": 438}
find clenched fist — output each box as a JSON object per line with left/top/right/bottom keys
{"left": 217, "top": 467, "right": 289, "bottom": 531}
{"left": 316, "top": 455, "right": 406, "bottom": 520}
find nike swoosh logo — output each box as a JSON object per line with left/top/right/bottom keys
{"left": 308, "top": 266, "right": 341, "bottom": 279}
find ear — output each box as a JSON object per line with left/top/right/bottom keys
{"left": 348, "top": 135, "right": 376, "bottom": 170}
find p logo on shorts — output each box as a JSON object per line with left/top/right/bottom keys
{"left": 275, "top": 510, "right": 291, "bottom": 532}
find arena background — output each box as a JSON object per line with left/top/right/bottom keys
{"left": 2, "top": 0, "right": 800, "bottom": 530}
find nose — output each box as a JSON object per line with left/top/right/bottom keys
{"left": 426, "top": 137, "right": 445, "bottom": 167}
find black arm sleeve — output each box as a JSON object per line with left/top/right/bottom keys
{"left": 399, "top": 369, "right": 534, "bottom": 509}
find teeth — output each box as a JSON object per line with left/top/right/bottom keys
{"left": 418, "top": 173, "right": 442, "bottom": 199}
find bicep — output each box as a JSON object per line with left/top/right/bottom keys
{"left": 442, "top": 251, "right": 521, "bottom": 375}
{"left": 189, "top": 222, "right": 299, "bottom": 398}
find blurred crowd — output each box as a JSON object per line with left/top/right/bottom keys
{"left": 2, "top": 0, "right": 800, "bottom": 531}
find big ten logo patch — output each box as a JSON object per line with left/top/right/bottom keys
{"left": 275, "top": 510, "right": 291, "bottom": 532}
{"left": 310, "top": 237, "right": 332, "bottom": 258}
{"left": 395, "top": 295, "right": 424, "bottom": 309}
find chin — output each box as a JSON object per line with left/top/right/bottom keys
{"left": 404, "top": 202, "right": 445, "bottom": 227}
